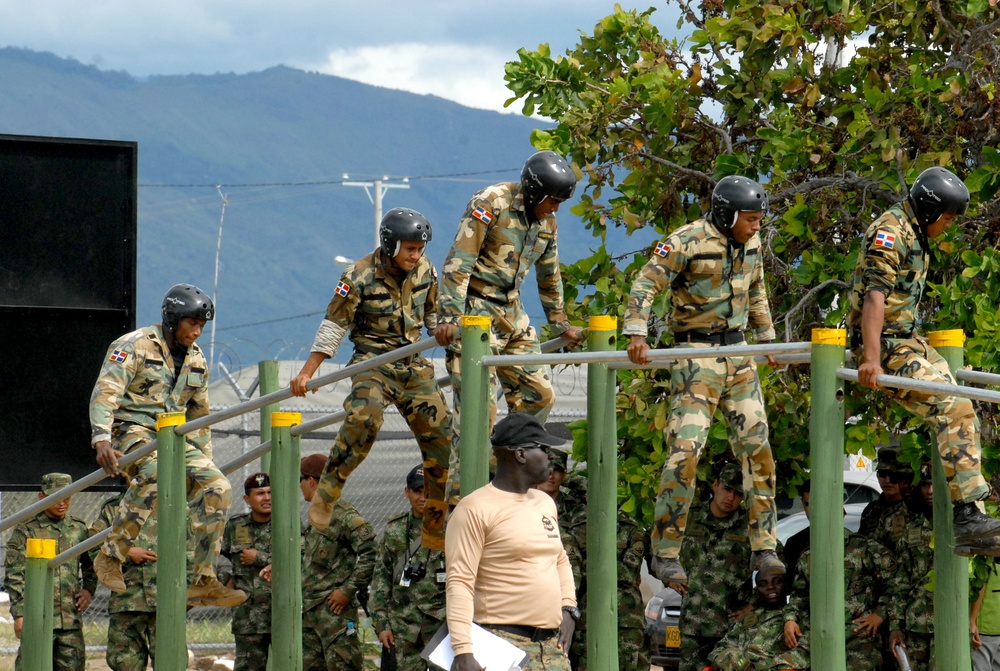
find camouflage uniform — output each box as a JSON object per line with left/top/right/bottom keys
{"left": 675, "top": 499, "right": 754, "bottom": 671}
{"left": 309, "top": 249, "right": 452, "bottom": 546}
{"left": 847, "top": 201, "right": 989, "bottom": 504}
{"left": 708, "top": 606, "right": 810, "bottom": 671}
{"left": 90, "top": 494, "right": 158, "bottom": 671}
{"left": 221, "top": 512, "right": 273, "bottom": 671}
{"left": 784, "top": 530, "right": 895, "bottom": 671}
{"left": 438, "top": 182, "right": 572, "bottom": 498}
{"left": 5, "top": 511, "right": 96, "bottom": 671}
{"left": 301, "top": 499, "right": 377, "bottom": 671}
{"left": 90, "top": 323, "right": 232, "bottom": 580}
{"left": 564, "top": 512, "right": 650, "bottom": 671}
{"left": 857, "top": 492, "right": 905, "bottom": 545}
{"left": 370, "top": 510, "right": 446, "bottom": 671}
{"left": 623, "top": 217, "right": 778, "bottom": 559}
{"left": 886, "top": 513, "right": 935, "bottom": 671}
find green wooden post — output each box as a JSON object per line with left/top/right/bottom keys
{"left": 258, "top": 360, "right": 280, "bottom": 473}
{"left": 21, "top": 538, "right": 56, "bottom": 671}
{"left": 155, "top": 411, "right": 188, "bottom": 671}
{"left": 928, "top": 329, "right": 972, "bottom": 671}
{"left": 271, "top": 411, "right": 303, "bottom": 671}
{"left": 585, "top": 315, "right": 618, "bottom": 671}
{"left": 808, "top": 328, "right": 846, "bottom": 671}
{"left": 459, "top": 315, "right": 492, "bottom": 495}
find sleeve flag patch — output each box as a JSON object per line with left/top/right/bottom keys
{"left": 472, "top": 206, "right": 494, "bottom": 224}
{"left": 109, "top": 350, "right": 128, "bottom": 363}
{"left": 654, "top": 242, "right": 671, "bottom": 257}
{"left": 874, "top": 231, "right": 896, "bottom": 249}
{"left": 335, "top": 281, "right": 351, "bottom": 297}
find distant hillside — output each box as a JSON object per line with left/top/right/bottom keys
{"left": 0, "top": 47, "right": 645, "bottom": 371}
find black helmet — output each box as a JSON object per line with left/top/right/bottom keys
{"left": 161, "top": 284, "right": 214, "bottom": 333}
{"left": 520, "top": 151, "right": 577, "bottom": 213}
{"left": 908, "top": 167, "right": 969, "bottom": 229}
{"left": 710, "top": 175, "right": 768, "bottom": 231}
{"left": 379, "top": 207, "right": 432, "bottom": 259}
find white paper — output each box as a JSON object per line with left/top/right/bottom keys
{"left": 424, "top": 623, "right": 528, "bottom": 671}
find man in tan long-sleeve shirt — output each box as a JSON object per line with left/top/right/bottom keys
{"left": 445, "top": 412, "right": 578, "bottom": 671}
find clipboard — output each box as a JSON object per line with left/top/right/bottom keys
{"left": 421, "top": 622, "right": 529, "bottom": 671}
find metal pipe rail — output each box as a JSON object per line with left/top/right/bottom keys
{"left": 482, "top": 341, "right": 811, "bottom": 368}
{"left": 836, "top": 369, "right": 1000, "bottom": 405}
{"left": 957, "top": 369, "right": 1000, "bottom": 387}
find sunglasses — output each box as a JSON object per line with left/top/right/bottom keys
{"left": 507, "top": 442, "right": 552, "bottom": 454}
{"left": 300, "top": 474, "right": 315, "bottom": 482}
{"left": 877, "top": 469, "right": 911, "bottom": 484}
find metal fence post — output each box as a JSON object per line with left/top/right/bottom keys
{"left": 22, "top": 537, "right": 56, "bottom": 671}
{"left": 155, "top": 410, "right": 188, "bottom": 671}
{"left": 585, "top": 315, "right": 618, "bottom": 671}
{"left": 258, "top": 360, "right": 280, "bottom": 473}
{"left": 808, "top": 328, "right": 846, "bottom": 671}
{"left": 271, "top": 411, "right": 303, "bottom": 671}
{"left": 459, "top": 315, "right": 492, "bottom": 495}
{"left": 927, "top": 329, "right": 972, "bottom": 671}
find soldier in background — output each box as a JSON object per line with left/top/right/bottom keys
{"left": 435, "top": 151, "right": 584, "bottom": 500}
{"left": 370, "top": 465, "right": 447, "bottom": 671}
{"left": 624, "top": 176, "right": 783, "bottom": 584}
{"left": 299, "top": 454, "right": 377, "bottom": 671}
{"left": 671, "top": 463, "right": 754, "bottom": 671}
{"left": 857, "top": 445, "right": 908, "bottom": 543}
{"left": 221, "top": 473, "right": 273, "bottom": 671}
{"left": 90, "top": 485, "right": 158, "bottom": 671}
{"left": 293, "top": 208, "right": 452, "bottom": 550}
{"left": 5, "top": 473, "right": 96, "bottom": 671}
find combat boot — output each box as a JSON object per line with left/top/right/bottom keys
{"left": 186, "top": 575, "right": 247, "bottom": 607}
{"left": 953, "top": 502, "right": 1000, "bottom": 544}
{"left": 750, "top": 550, "right": 786, "bottom": 575}
{"left": 650, "top": 556, "right": 687, "bottom": 584}
{"left": 95, "top": 551, "right": 126, "bottom": 593}
{"left": 955, "top": 535, "right": 1000, "bottom": 557}
{"left": 308, "top": 495, "right": 334, "bottom": 530}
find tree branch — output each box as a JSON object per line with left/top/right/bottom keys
{"left": 782, "top": 278, "right": 850, "bottom": 341}
{"left": 636, "top": 151, "right": 715, "bottom": 185}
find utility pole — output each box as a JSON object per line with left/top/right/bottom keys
{"left": 342, "top": 175, "right": 410, "bottom": 248}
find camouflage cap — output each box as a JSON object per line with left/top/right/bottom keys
{"left": 243, "top": 472, "right": 270, "bottom": 494}
{"left": 41, "top": 472, "right": 72, "bottom": 495}
{"left": 876, "top": 446, "right": 901, "bottom": 469}
{"left": 491, "top": 412, "right": 567, "bottom": 448}
{"left": 549, "top": 447, "right": 568, "bottom": 472}
{"left": 406, "top": 465, "right": 425, "bottom": 491}
{"left": 300, "top": 454, "right": 327, "bottom": 479}
{"left": 716, "top": 463, "right": 743, "bottom": 494}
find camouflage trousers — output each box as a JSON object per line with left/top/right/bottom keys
{"left": 15, "top": 627, "right": 84, "bottom": 671}
{"left": 652, "top": 346, "right": 777, "bottom": 558}
{"left": 104, "top": 440, "right": 232, "bottom": 580}
{"left": 445, "top": 300, "right": 554, "bottom": 501}
{"left": 876, "top": 337, "right": 989, "bottom": 504}
{"left": 391, "top": 616, "right": 442, "bottom": 671}
{"left": 901, "top": 631, "right": 934, "bottom": 671}
{"left": 106, "top": 611, "right": 155, "bottom": 671}
{"left": 301, "top": 605, "right": 362, "bottom": 671}
{"left": 234, "top": 633, "right": 271, "bottom": 671}
{"left": 679, "top": 632, "right": 720, "bottom": 671}
{"left": 314, "top": 355, "right": 452, "bottom": 547}
{"left": 844, "top": 629, "right": 881, "bottom": 671}
{"left": 485, "top": 627, "right": 572, "bottom": 671}
{"left": 569, "top": 626, "right": 648, "bottom": 671}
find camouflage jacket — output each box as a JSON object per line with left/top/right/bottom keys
{"left": 856, "top": 494, "right": 906, "bottom": 547}
{"left": 785, "top": 530, "right": 895, "bottom": 626}
{"left": 309, "top": 248, "right": 439, "bottom": 359}
{"left": 847, "top": 201, "right": 927, "bottom": 336}
{"left": 90, "top": 323, "right": 211, "bottom": 455}
{"left": 678, "top": 501, "right": 754, "bottom": 638}
{"left": 5, "top": 512, "right": 96, "bottom": 628}
{"left": 886, "top": 513, "right": 934, "bottom": 633}
{"left": 562, "top": 512, "right": 649, "bottom": 631}
{"left": 868, "top": 500, "right": 921, "bottom": 553}
{"left": 623, "top": 217, "right": 775, "bottom": 340}
{"left": 89, "top": 494, "right": 157, "bottom": 613}
{"left": 301, "top": 499, "right": 376, "bottom": 614}
{"left": 708, "top": 605, "right": 811, "bottom": 671}
{"left": 221, "top": 512, "right": 272, "bottom": 635}
{"left": 438, "top": 181, "right": 569, "bottom": 331}
{"left": 369, "top": 510, "right": 446, "bottom": 641}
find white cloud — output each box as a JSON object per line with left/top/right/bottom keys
{"left": 307, "top": 43, "right": 521, "bottom": 115}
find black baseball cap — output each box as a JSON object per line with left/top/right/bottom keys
{"left": 491, "top": 412, "right": 567, "bottom": 449}
{"left": 406, "top": 465, "right": 425, "bottom": 490}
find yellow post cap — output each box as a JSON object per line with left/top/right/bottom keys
{"left": 155, "top": 412, "right": 187, "bottom": 430}
{"left": 928, "top": 329, "right": 966, "bottom": 348}
{"left": 271, "top": 411, "right": 302, "bottom": 427}
{"left": 460, "top": 315, "right": 491, "bottom": 328}
{"left": 26, "top": 538, "right": 57, "bottom": 559}
{"left": 588, "top": 315, "right": 618, "bottom": 331}
{"left": 811, "top": 328, "right": 846, "bottom": 346}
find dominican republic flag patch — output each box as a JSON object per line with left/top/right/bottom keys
{"left": 335, "top": 281, "right": 351, "bottom": 297}
{"left": 874, "top": 230, "right": 896, "bottom": 249}
{"left": 472, "top": 206, "right": 493, "bottom": 224}
{"left": 109, "top": 350, "right": 128, "bottom": 363}
{"left": 654, "top": 242, "right": 670, "bottom": 257}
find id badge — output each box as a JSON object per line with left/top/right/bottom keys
{"left": 435, "top": 568, "right": 447, "bottom": 584}
{"left": 399, "top": 576, "right": 411, "bottom": 587}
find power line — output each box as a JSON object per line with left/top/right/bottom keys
{"left": 216, "top": 310, "right": 324, "bottom": 332}
{"left": 138, "top": 167, "right": 519, "bottom": 189}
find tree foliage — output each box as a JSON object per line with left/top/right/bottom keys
{"left": 506, "top": 0, "right": 1000, "bottom": 516}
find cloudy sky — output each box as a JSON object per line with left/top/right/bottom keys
{"left": 0, "top": 1, "right": 680, "bottom": 114}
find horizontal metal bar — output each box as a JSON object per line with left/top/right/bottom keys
{"left": 837, "top": 368, "right": 1000, "bottom": 405}
{"left": 957, "top": 369, "right": 1000, "bottom": 387}
{"left": 485, "top": 341, "right": 811, "bottom": 368}
{"left": 51, "top": 528, "right": 108, "bottom": 569}
{"left": 612, "top": 351, "right": 813, "bottom": 371}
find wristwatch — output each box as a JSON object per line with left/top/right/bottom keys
{"left": 562, "top": 606, "right": 581, "bottom": 622}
